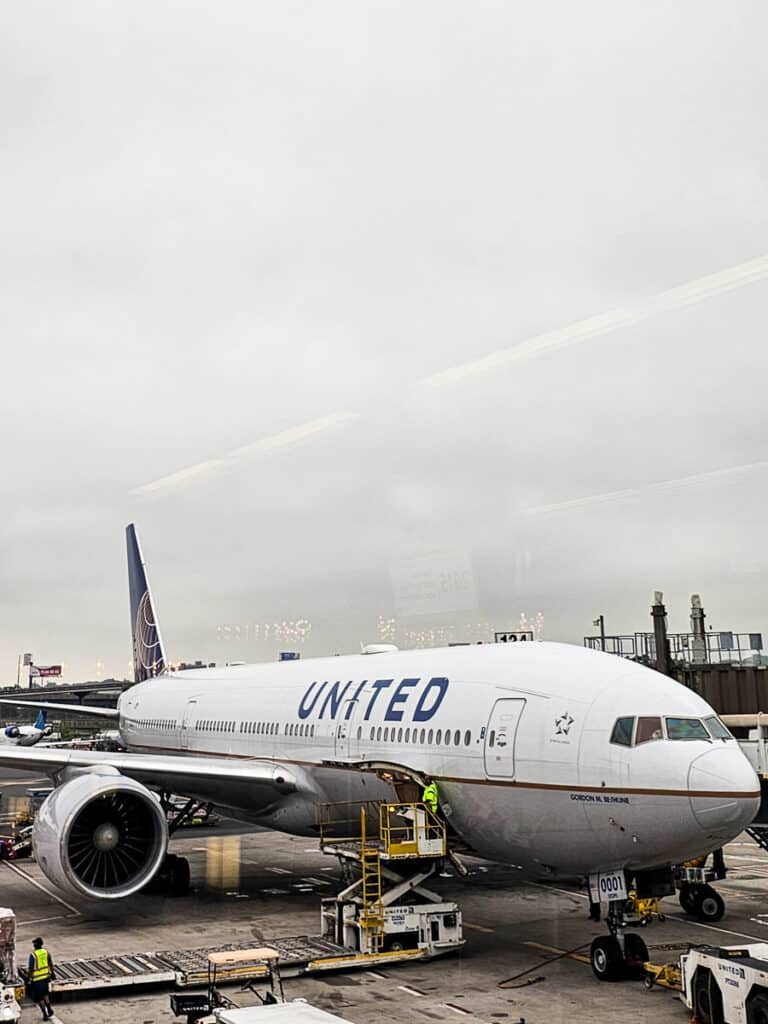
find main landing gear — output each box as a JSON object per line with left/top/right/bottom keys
{"left": 590, "top": 900, "right": 649, "bottom": 982}
{"left": 142, "top": 793, "right": 204, "bottom": 898}
{"left": 678, "top": 883, "right": 725, "bottom": 922}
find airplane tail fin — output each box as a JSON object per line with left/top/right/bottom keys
{"left": 34, "top": 708, "right": 46, "bottom": 731}
{"left": 126, "top": 524, "right": 167, "bottom": 683}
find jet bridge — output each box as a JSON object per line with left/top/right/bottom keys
{"left": 723, "top": 715, "right": 768, "bottom": 852}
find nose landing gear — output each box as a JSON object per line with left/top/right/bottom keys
{"left": 590, "top": 900, "right": 649, "bottom": 982}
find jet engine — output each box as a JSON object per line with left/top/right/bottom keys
{"left": 33, "top": 772, "right": 168, "bottom": 899}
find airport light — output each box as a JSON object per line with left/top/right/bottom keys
{"left": 593, "top": 615, "right": 606, "bottom": 651}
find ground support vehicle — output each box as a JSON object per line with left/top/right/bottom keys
{"left": 681, "top": 943, "right": 768, "bottom": 1024}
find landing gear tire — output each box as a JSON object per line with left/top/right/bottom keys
{"left": 694, "top": 886, "right": 725, "bottom": 923}
{"left": 590, "top": 936, "right": 624, "bottom": 982}
{"left": 150, "top": 854, "right": 191, "bottom": 897}
{"left": 623, "top": 933, "right": 649, "bottom": 979}
{"left": 168, "top": 854, "right": 191, "bottom": 896}
{"left": 679, "top": 885, "right": 697, "bottom": 914}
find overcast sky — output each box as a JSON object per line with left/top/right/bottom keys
{"left": 2, "top": 2, "right": 767, "bottom": 683}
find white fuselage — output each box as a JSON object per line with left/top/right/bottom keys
{"left": 1, "top": 725, "right": 45, "bottom": 747}
{"left": 116, "top": 642, "right": 759, "bottom": 877}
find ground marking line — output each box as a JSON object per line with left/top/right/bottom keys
{"left": 529, "top": 879, "right": 768, "bottom": 944}
{"left": 661, "top": 914, "right": 766, "bottom": 943}
{"left": 397, "top": 984, "right": 425, "bottom": 996}
{"left": 16, "top": 915, "right": 65, "bottom": 926}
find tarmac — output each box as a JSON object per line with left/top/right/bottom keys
{"left": 3, "top": 766, "right": 768, "bottom": 1024}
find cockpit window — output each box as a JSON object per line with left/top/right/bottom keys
{"left": 635, "top": 716, "right": 663, "bottom": 744}
{"left": 704, "top": 715, "right": 733, "bottom": 740}
{"left": 666, "top": 717, "right": 710, "bottom": 741}
{"left": 610, "top": 717, "right": 634, "bottom": 746}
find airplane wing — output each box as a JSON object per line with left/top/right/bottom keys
{"left": 0, "top": 746, "right": 296, "bottom": 804}
{"left": 0, "top": 698, "right": 119, "bottom": 719}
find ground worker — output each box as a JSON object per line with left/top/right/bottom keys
{"left": 28, "top": 937, "right": 55, "bottom": 1020}
{"left": 422, "top": 776, "right": 439, "bottom": 815}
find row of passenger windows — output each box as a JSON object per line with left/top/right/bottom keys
{"left": 610, "top": 714, "right": 732, "bottom": 747}
{"left": 138, "top": 717, "right": 475, "bottom": 747}
{"left": 193, "top": 720, "right": 316, "bottom": 737}
{"left": 364, "top": 725, "right": 473, "bottom": 747}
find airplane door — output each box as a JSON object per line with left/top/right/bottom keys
{"left": 180, "top": 699, "right": 197, "bottom": 750}
{"left": 334, "top": 698, "right": 361, "bottom": 759}
{"left": 484, "top": 698, "right": 526, "bottom": 778}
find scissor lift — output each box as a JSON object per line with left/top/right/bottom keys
{"left": 317, "top": 802, "right": 464, "bottom": 958}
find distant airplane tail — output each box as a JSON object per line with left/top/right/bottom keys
{"left": 34, "top": 708, "right": 46, "bottom": 731}
{"left": 126, "top": 524, "right": 167, "bottom": 683}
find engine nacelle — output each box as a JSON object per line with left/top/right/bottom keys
{"left": 33, "top": 772, "right": 168, "bottom": 900}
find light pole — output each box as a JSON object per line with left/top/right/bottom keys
{"left": 593, "top": 615, "right": 606, "bottom": 652}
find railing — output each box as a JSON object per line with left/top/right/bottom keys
{"left": 584, "top": 631, "right": 764, "bottom": 667}
{"left": 317, "top": 800, "right": 446, "bottom": 860}
{"left": 316, "top": 800, "right": 384, "bottom": 847}
{"left": 379, "top": 803, "right": 446, "bottom": 860}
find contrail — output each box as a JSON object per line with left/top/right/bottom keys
{"left": 523, "top": 459, "right": 768, "bottom": 516}
{"left": 422, "top": 253, "right": 768, "bottom": 388}
{"left": 131, "top": 411, "right": 359, "bottom": 496}
{"left": 131, "top": 253, "right": 768, "bottom": 497}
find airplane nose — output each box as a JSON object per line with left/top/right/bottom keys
{"left": 688, "top": 746, "right": 760, "bottom": 838}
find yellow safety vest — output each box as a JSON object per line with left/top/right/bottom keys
{"left": 422, "top": 783, "right": 438, "bottom": 812}
{"left": 31, "top": 948, "right": 50, "bottom": 981}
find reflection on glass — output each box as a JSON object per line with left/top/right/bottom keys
{"left": 206, "top": 836, "right": 241, "bottom": 890}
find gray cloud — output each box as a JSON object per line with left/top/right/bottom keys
{"left": 2, "top": 1, "right": 767, "bottom": 681}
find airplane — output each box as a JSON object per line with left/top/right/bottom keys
{"left": 1, "top": 709, "right": 51, "bottom": 747}
{"left": 0, "top": 523, "right": 760, "bottom": 982}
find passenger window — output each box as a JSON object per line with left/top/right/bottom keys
{"left": 357, "top": 726, "right": 362, "bottom": 740}
{"left": 636, "top": 716, "right": 663, "bottom": 744}
{"left": 705, "top": 716, "right": 732, "bottom": 740}
{"left": 405, "top": 728, "right": 410, "bottom": 742}
{"left": 436, "top": 729, "right": 442, "bottom": 744}
{"left": 666, "top": 718, "right": 710, "bottom": 741}
{"left": 384, "top": 727, "right": 389, "bottom": 742}
{"left": 370, "top": 727, "right": 375, "bottom": 740}
{"left": 420, "top": 728, "right": 426, "bottom": 744}
{"left": 610, "top": 717, "right": 634, "bottom": 747}
{"left": 488, "top": 730, "right": 495, "bottom": 748}
{"left": 376, "top": 727, "right": 382, "bottom": 741}
{"left": 464, "top": 730, "right": 471, "bottom": 746}
{"left": 454, "top": 729, "right": 460, "bottom": 745}
{"left": 428, "top": 729, "right": 433, "bottom": 744}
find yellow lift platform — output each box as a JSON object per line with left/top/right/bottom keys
{"left": 317, "top": 801, "right": 464, "bottom": 958}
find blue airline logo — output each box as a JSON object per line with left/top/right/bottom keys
{"left": 298, "top": 677, "right": 449, "bottom": 723}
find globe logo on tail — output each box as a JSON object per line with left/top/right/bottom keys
{"left": 134, "top": 590, "right": 165, "bottom": 681}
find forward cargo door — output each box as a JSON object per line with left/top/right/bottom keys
{"left": 334, "top": 697, "right": 362, "bottom": 759}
